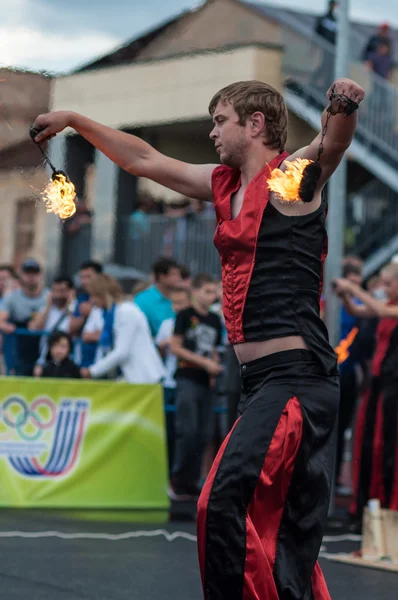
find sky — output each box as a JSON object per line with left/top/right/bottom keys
{"left": 1, "top": 0, "right": 397, "bottom": 74}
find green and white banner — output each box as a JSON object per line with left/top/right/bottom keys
{"left": 0, "top": 378, "right": 169, "bottom": 509}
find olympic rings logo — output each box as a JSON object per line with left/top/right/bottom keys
{"left": 0, "top": 396, "right": 56, "bottom": 442}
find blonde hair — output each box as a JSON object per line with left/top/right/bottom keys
{"left": 381, "top": 263, "right": 398, "bottom": 279}
{"left": 86, "top": 274, "right": 123, "bottom": 307}
{"left": 208, "top": 80, "right": 288, "bottom": 151}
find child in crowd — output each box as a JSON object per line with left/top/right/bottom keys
{"left": 40, "top": 331, "right": 81, "bottom": 379}
{"left": 156, "top": 287, "right": 191, "bottom": 473}
{"left": 169, "top": 274, "right": 223, "bottom": 500}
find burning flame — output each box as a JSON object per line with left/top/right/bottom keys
{"left": 335, "top": 327, "right": 359, "bottom": 365}
{"left": 41, "top": 172, "right": 77, "bottom": 219}
{"left": 267, "top": 158, "right": 312, "bottom": 202}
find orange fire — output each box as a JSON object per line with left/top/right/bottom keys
{"left": 267, "top": 158, "right": 312, "bottom": 203}
{"left": 335, "top": 327, "right": 359, "bottom": 365}
{"left": 41, "top": 172, "right": 76, "bottom": 220}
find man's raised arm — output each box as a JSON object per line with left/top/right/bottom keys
{"left": 32, "top": 111, "right": 217, "bottom": 201}
{"left": 286, "top": 78, "right": 365, "bottom": 189}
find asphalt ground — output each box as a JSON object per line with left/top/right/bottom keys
{"left": 0, "top": 508, "right": 396, "bottom": 600}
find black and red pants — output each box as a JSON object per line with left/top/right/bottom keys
{"left": 350, "top": 375, "right": 398, "bottom": 518}
{"left": 197, "top": 349, "right": 339, "bottom": 600}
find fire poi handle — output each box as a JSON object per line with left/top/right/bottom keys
{"left": 29, "top": 125, "right": 58, "bottom": 176}
{"left": 29, "top": 125, "right": 78, "bottom": 220}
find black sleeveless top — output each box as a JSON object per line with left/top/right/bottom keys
{"left": 212, "top": 153, "right": 337, "bottom": 376}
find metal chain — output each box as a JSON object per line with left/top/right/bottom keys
{"left": 315, "top": 88, "right": 359, "bottom": 164}
{"left": 29, "top": 126, "right": 58, "bottom": 176}
{"left": 316, "top": 109, "right": 333, "bottom": 164}
{"left": 35, "top": 142, "right": 58, "bottom": 175}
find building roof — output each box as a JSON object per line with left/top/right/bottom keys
{"left": 76, "top": 0, "right": 398, "bottom": 73}
{"left": 77, "top": 13, "right": 184, "bottom": 72}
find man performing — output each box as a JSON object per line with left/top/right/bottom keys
{"left": 32, "top": 76, "right": 364, "bottom": 599}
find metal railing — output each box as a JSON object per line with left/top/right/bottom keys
{"left": 125, "top": 214, "right": 221, "bottom": 277}
{"left": 281, "top": 27, "right": 398, "bottom": 167}
{"left": 347, "top": 179, "right": 398, "bottom": 258}
{"left": 2, "top": 329, "right": 55, "bottom": 376}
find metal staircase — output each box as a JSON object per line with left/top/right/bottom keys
{"left": 276, "top": 19, "right": 398, "bottom": 274}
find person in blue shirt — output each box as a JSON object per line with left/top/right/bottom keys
{"left": 70, "top": 260, "right": 103, "bottom": 367}
{"left": 134, "top": 257, "right": 182, "bottom": 337}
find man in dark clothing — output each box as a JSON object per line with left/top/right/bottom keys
{"left": 366, "top": 42, "right": 394, "bottom": 127}
{"left": 362, "top": 23, "right": 393, "bottom": 62}
{"left": 32, "top": 74, "right": 364, "bottom": 600}
{"left": 367, "top": 41, "right": 393, "bottom": 80}
{"left": 315, "top": 1, "right": 338, "bottom": 45}
{"left": 312, "top": 1, "right": 338, "bottom": 88}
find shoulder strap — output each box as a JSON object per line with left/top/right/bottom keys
{"left": 50, "top": 310, "right": 69, "bottom": 333}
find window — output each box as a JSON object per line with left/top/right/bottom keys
{"left": 14, "top": 199, "right": 36, "bottom": 263}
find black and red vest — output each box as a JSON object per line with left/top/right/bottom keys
{"left": 212, "top": 151, "right": 337, "bottom": 375}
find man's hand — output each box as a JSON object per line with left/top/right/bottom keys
{"left": 79, "top": 301, "right": 92, "bottom": 318}
{"left": 333, "top": 278, "right": 357, "bottom": 295}
{"left": 33, "top": 365, "right": 43, "bottom": 378}
{"left": 0, "top": 322, "right": 16, "bottom": 335}
{"left": 203, "top": 358, "right": 223, "bottom": 377}
{"left": 32, "top": 111, "right": 72, "bottom": 143}
{"left": 327, "top": 79, "right": 365, "bottom": 114}
{"left": 80, "top": 368, "right": 92, "bottom": 379}
{"left": 46, "top": 291, "right": 53, "bottom": 307}
{"left": 157, "top": 338, "right": 171, "bottom": 352}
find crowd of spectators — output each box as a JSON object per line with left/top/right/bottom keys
{"left": 2, "top": 249, "right": 397, "bottom": 510}
{"left": 0, "top": 255, "right": 234, "bottom": 500}
{"left": 326, "top": 255, "right": 398, "bottom": 527}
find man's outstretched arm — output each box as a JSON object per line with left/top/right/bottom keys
{"left": 32, "top": 111, "right": 217, "bottom": 201}
{"left": 286, "top": 78, "right": 365, "bottom": 189}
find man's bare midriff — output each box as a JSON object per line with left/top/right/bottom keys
{"left": 234, "top": 336, "right": 309, "bottom": 364}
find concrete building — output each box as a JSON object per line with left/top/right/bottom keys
{"left": 47, "top": 0, "right": 398, "bottom": 278}
{"left": 0, "top": 69, "right": 51, "bottom": 268}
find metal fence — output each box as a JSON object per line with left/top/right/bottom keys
{"left": 347, "top": 179, "right": 398, "bottom": 257}
{"left": 125, "top": 215, "right": 221, "bottom": 277}
{"left": 281, "top": 27, "right": 398, "bottom": 167}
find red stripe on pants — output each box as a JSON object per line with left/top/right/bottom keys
{"left": 197, "top": 397, "right": 331, "bottom": 599}
{"left": 242, "top": 397, "right": 303, "bottom": 599}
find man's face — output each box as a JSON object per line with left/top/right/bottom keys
{"left": 51, "top": 282, "right": 71, "bottom": 308}
{"left": 171, "top": 291, "right": 190, "bottom": 313}
{"left": 209, "top": 101, "right": 250, "bottom": 168}
{"left": 159, "top": 267, "right": 182, "bottom": 291}
{"left": 80, "top": 268, "right": 97, "bottom": 291}
{"left": 378, "top": 44, "right": 390, "bottom": 56}
{"left": 347, "top": 273, "right": 362, "bottom": 287}
{"left": 194, "top": 283, "right": 217, "bottom": 309}
{"left": 21, "top": 270, "right": 41, "bottom": 292}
